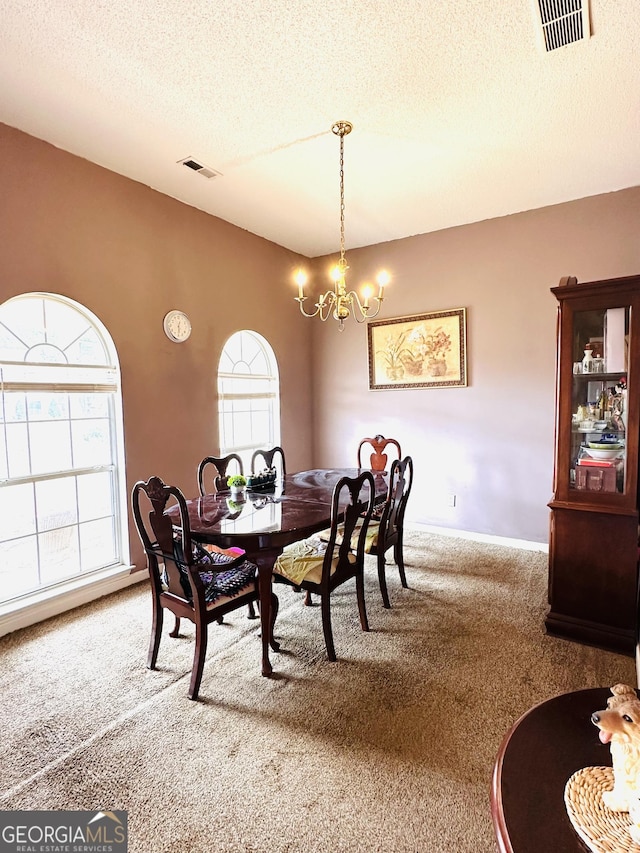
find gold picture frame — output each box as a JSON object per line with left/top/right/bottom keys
{"left": 367, "top": 308, "right": 467, "bottom": 390}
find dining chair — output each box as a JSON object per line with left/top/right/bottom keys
{"left": 314, "top": 456, "right": 413, "bottom": 608}
{"left": 197, "top": 454, "right": 259, "bottom": 619}
{"left": 357, "top": 434, "right": 402, "bottom": 472}
{"left": 197, "top": 453, "right": 244, "bottom": 495}
{"left": 272, "top": 471, "right": 375, "bottom": 661}
{"left": 361, "top": 455, "right": 413, "bottom": 608}
{"left": 251, "top": 446, "right": 286, "bottom": 477}
{"left": 131, "top": 475, "right": 279, "bottom": 700}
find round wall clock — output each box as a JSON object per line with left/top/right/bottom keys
{"left": 163, "top": 310, "right": 192, "bottom": 343}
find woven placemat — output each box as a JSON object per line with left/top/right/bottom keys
{"left": 565, "top": 766, "right": 640, "bottom": 853}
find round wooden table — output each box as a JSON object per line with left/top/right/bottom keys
{"left": 491, "top": 687, "right": 619, "bottom": 853}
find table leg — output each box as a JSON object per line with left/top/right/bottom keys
{"left": 253, "top": 547, "right": 282, "bottom": 677}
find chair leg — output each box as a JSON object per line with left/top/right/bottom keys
{"left": 188, "top": 622, "right": 208, "bottom": 701}
{"left": 147, "top": 599, "right": 164, "bottom": 669}
{"left": 247, "top": 601, "right": 258, "bottom": 619}
{"left": 169, "top": 615, "right": 181, "bottom": 638}
{"left": 304, "top": 590, "right": 313, "bottom": 606}
{"left": 395, "top": 538, "right": 408, "bottom": 588}
{"left": 356, "top": 570, "right": 370, "bottom": 631}
{"left": 269, "top": 592, "right": 280, "bottom": 652}
{"left": 377, "top": 551, "right": 391, "bottom": 609}
{"left": 320, "top": 593, "right": 337, "bottom": 662}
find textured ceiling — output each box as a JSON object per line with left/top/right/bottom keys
{"left": 1, "top": 1, "right": 639, "bottom": 257}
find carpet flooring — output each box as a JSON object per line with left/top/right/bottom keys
{"left": 0, "top": 531, "right": 635, "bottom": 852}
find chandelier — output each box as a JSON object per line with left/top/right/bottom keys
{"left": 294, "top": 121, "right": 390, "bottom": 331}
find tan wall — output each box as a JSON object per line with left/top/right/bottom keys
{"left": 2, "top": 123, "right": 640, "bottom": 551}
{"left": 309, "top": 188, "right": 640, "bottom": 542}
{"left": 0, "top": 123, "right": 314, "bottom": 569}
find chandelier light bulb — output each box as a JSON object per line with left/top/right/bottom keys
{"left": 294, "top": 269, "right": 307, "bottom": 299}
{"left": 362, "top": 284, "right": 372, "bottom": 310}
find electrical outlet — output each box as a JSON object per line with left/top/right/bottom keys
{"left": 447, "top": 494, "right": 456, "bottom": 507}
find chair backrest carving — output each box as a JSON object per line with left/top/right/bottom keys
{"left": 378, "top": 456, "right": 413, "bottom": 545}
{"left": 132, "top": 475, "right": 202, "bottom": 604}
{"left": 357, "top": 434, "right": 402, "bottom": 472}
{"left": 251, "top": 446, "right": 286, "bottom": 477}
{"left": 131, "top": 477, "right": 211, "bottom": 608}
{"left": 321, "top": 471, "right": 375, "bottom": 585}
{"left": 197, "top": 453, "right": 244, "bottom": 495}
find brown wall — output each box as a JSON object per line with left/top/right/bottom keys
{"left": 0, "top": 123, "right": 314, "bottom": 569}
{"left": 2, "top": 123, "right": 640, "bottom": 552}
{"left": 310, "top": 188, "right": 640, "bottom": 542}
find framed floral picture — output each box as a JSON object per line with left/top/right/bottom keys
{"left": 367, "top": 308, "right": 467, "bottom": 390}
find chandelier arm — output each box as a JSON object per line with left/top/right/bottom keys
{"left": 317, "top": 291, "right": 337, "bottom": 321}
{"left": 297, "top": 298, "right": 321, "bottom": 319}
{"left": 319, "top": 292, "right": 337, "bottom": 321}
{"left": 297, "top": 291, "right": 340, "bottom": 320}
{"left": 348, "top": 291, "right": 383, "bottom": 323}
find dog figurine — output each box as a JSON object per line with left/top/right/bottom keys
{"left": 591, "top": 683, "right": 640, "bottom": 843}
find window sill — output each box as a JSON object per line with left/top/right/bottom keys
{"left": 0, "top": 564, "right": 145, "bottom": 638}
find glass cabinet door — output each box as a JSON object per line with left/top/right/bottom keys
{"left": 569, "top": 306, "right": 629, "bottom": 495}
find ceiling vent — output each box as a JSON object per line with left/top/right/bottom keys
{"left": 533, "top": 0, "right": 591, "bottom": 52}
{"left": 177, "top": 157, "right": 222, "bottom": 179}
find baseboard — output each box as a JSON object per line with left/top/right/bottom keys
{"left": 0, "top": 566, "right": 147, "bottom": 638}
{"left": 408, "top": 522, "right": 549, "bottom": 553}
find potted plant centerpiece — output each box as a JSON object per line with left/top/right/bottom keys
{"left": 227, "top": 474, "right": 247, "bottom": 499}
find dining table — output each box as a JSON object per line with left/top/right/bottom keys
{"left": 175, "top": 468, "right": 389, "bottom": 676}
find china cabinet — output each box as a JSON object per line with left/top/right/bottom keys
{"left": 546, "top": 274, "right": 640, "bottom": 655}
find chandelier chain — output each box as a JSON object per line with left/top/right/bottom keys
{"left": 339, "top": 130, "right": 345, "bottom": 264}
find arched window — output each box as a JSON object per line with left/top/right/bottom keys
{"left": 217, "top": 331, "right": 280, "bottom": 471}
{"left": 0, "top": 293, "right": 129, "bottom": 612}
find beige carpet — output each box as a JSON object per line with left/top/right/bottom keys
{"left": 0, "top": 531, "right": 635, "bottom": 852}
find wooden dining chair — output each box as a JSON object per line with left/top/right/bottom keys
{"left": 131, "top": 475, "right": 278, "bottom": 700}
{"left": 314, "top": 456, "right": 413, "bottom": 609}
{"left": 272, "top": 471, "right": 375, "bottom": 661}
{"left": 197, "top": 454, "right": 260, "bottom": 619}
{"left": 251, "top": 446, "right": 286, "bottom": 477}
{"left": 357, "top": 434, "right": 402, "bottom": 472}
{"left": 197, "top": 453, "right": 244, "bottom": 495}
{"left": 362, "top": 455, "right": 413, "bottom": 608}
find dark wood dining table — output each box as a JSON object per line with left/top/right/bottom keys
{"left": 176, "top": 468, "right": 389, "bottom": 676}
{"left": 491, "top": 687, "right": 619, "bottom": 853}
